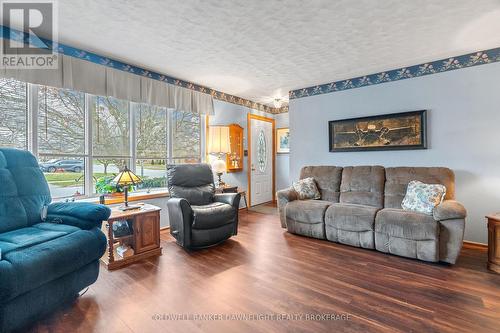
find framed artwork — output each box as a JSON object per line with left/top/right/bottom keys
{"left": 276, "top": 127, "right": 290, "bottom": 153}
{"left": 329, "top": 110, "right": 427, "bottom": 152}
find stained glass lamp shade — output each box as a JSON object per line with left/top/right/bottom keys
{"left": 112, "top": 166, "right": 142, "bottom": 210}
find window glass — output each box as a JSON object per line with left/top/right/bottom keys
{"left": 135, "top": 158, "right": 167, "bottom": 191}
{"left": 92, "top": 96, "right": 130, "bottom": 157}
{"left": 134, "top": 103, "right": 167, "bottom": 190}
{"left": 135, "top": 103, "right": 167, "bottom": 159}
{"left": 39, "top": 155, "right": 85, "bottom": 199}
{"left": 171, "top": 109, "right": 201, "bottom": 163}
{"left": 0, "top": 78, "right": 27, "bottom": 149}
{"left": 37, "top": 86, "right": 87, "bottom": 199}
{"left": 38, "top": 86, "right": 85, "bottom": 154}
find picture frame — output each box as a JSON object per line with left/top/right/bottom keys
{"left": 276, "top": 127, "right": 290, "bottom": 154}
{"left": 329, "top": 110, "right": 427, "bottom": 152}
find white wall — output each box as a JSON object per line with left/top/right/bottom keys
{"left": 289, "top": 62, "right": 500, "bottom": 244}
{"left": 275, "top": 112, "right": 290, "bottom": 191}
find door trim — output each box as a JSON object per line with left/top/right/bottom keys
{"left": 247, "top": 113, "right": 276, "bottom": 207}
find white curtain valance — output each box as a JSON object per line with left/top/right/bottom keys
{"left": 62, "top": 56, "right": 107, "bottom": 96}
{"left": 105, "top": 66, "right": 142, "bottom": 103}
{"left": 140, "top": 76, "right": 174, "bottom": 109}
{"left": 0, "top": 45, "right": 214, "bottom": 115}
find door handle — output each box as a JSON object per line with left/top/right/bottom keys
{"left": 251, "top": 164, "right": 256, "bottom": 171}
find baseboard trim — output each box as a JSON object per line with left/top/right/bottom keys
{"left": 463, "top": 241, "right": 488, "bottom": 250}
{"left": 160, "top": 226, "right": 170, "bottom": 234}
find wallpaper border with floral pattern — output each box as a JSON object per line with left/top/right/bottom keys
{"left": 289, "top": 47, "right": 500, "bottom": 100}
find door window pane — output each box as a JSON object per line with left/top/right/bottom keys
{"left": 0, "top": 78, "right": 27, "bottom": 149}
{"left": 39, "top": 155, "right": 85, "bottom": 199}
{"left": 92, "top": 96, "right": 130, "bottom": 157}
{"left": 38, "top": 86, "right": 85, "bottom": 154}
{"left": 171, "top": 110, "right": 201, "bottom": 163}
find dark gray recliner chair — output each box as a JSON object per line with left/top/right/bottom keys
{"left": 166, "top": 164, "right": 241, "bottom": 249}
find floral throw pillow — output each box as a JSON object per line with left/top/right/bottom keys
{"left": 292, "top": 177, "right": 321, "bottom": 200}
{"left": 401, "top": 180, "right": 446, "bottom": 215}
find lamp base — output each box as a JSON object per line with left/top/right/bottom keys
{"left": 216, "top": 172, "right": 226, "bottom": 188}
{"left": 118, "top": 204, "right": 141, "bottom": 211}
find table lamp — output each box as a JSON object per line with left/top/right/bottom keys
{"left": 207, "top": 126, "right": 230, "bottom": 187}
{"left": 112, "top": 166, "right": 142, "bottom": 211}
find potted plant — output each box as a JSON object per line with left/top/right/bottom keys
{"left": 95, "top": 175, "right": 132, "bottom": 197}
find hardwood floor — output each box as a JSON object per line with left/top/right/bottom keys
{"left": 28, "top": 204, "right": 500, "bottom": 333}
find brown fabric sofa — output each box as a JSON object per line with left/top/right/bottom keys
{"left": 277, "top": 166, "right": 466, "bottom": 264}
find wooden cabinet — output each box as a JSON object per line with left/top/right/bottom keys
{"left": 486, "top": 214, "right": 500, "bottom": 274}
{"left": 101, "top": 204, "right": 162, "bottom": 270}
{"left": 226, "top": 124, "right": 244, "bottom": 173}
{"left": 134, "top": 211, "right": 160, "bottom": 254}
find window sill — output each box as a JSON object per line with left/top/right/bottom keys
{"left": 76, "top": 189, "right": 170, "bottom": 205}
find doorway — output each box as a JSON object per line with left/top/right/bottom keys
{"left": 247, "top": 114, "right": 275, "bottom": 206}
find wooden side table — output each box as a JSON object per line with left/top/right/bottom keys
{"left": 220, "top": 185, "right": 248, "bottom": 211}
{"left": 101, "top": 203, "right": 162, "bottom": 270}
{"left": 486, "top": 214, "right": 500, "bottom": 274}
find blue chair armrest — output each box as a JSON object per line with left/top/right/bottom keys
{"left": 47, "top": 202, "right": 111, "bottom": 230}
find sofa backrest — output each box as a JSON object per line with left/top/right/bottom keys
{"left": 167, "top": 163, "right": 215, "bottom": 206}
{"left": 0, "top": 148, "right": 51, "bottom": 233}
{"left": 300, "top": 166, "right": 343, "bottom": 202}
{"left": 340, "top": 166, "right": 385, "bottom": 208}
{"left": 384, "top": 167, "right": 455, "bottom": 209}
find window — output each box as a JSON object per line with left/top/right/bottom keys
{"left": 0, "top": 78, "right": 28, "bottom": 149}
{"left": 135, "top": 103, "right": 167, "bottom": 191}
{"left": 37, "top": 86, "right": 86, "bottom": 199}
{"left": 38, "top": 86, "right": 85, "bottom": 154}
{"left": 169, "top": 109, "right": 201, "bottom": 164}
{"left": 91, "top": 96, "right": 131, "bottom": 194}
{"left": 0, "top": 79, "right": 204, "bottom": 200}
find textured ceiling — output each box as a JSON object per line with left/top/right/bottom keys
{"left": 44, "top": 1, "right": 500, "bottom": 105}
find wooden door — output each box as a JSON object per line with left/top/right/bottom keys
{"left": 134, "top": 212, "right": 160, "bottom": 254}
{"left": 248, "top": 114, "right": 275, "bottom": 206}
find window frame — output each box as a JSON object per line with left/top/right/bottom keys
{"left": 0, "top": 79, "right": 205, "bottom": 200}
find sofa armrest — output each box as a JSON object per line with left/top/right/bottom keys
{"left": 214, "top": 193, "right": 241, "bottom": 210}
{"left": 276, "top": 187, "right": 298, "bottom": 228}
{"left": 433, "top": 200, "right": 467, "bottom": 221}
{"left": 46, "top": 202, "right": 111, "bottom": 230}
{"left": 167, "top": 198, "right": 193, "bottom": 248}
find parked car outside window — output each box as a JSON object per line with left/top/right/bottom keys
{"left": 39, "top": 159, "right": 84, "bottom": 173}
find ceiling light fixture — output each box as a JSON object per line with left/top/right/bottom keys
{"left": 273, "top": 98, "right": 283, "bottom": 108}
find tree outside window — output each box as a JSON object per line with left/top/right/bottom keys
{"left": 0, "top": 78, "right": 27, "bottom": 149}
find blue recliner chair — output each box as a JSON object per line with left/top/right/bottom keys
{"left": 0, "top": 148, "right": 110, "bottom": 332}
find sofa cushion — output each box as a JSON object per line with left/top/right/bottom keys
{"left": 339, "top": 166, "right": 385, "bottom": 208}
{"left": 0, "top": 223, "right": 80, "bottom": 256}
{"left": 325, "top": 203, "right": 379, "bottom": 232}
{"left": 0, "top": 149, "right": 51, "bottom": 233}
{"left": 375, "top": 208, "right": 438, "bottom": 241}
{"left": 170, "top": 184, "right": 215, "bottom": 206}
{"left": 292, "top": 177, "right": 321, "bottom": 200}
{"left": 0, "top": 227, "right": 106, "bottom": 303}
{"left": 167, "top": 163, "right": 215, "bottom": 205}
{"left": 285, "top": 199, "right": 332, "bottom": 224}
{"left": 300, "top": 166, "right": 342, "bottom": 202}
{"left": 401, "top": 180, "right": 446, "bottom": 215}
{"left": 384, "top": 167, "right": 454, "bottom": 209}
{"left": 192, "top": 202, "right": 236, "bottom": 229}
